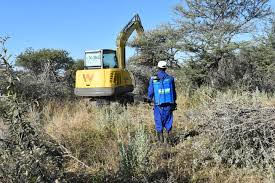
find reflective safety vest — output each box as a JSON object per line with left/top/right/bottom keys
{"left": 152, "top": 76, "right": 175, "bottom": 105}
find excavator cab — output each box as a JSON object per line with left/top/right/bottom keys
{"left": 74, "top": 49, "right": 133, "bottom": 97}
{"left": 74, "top": 14, "right": 144, "bottom": 98}
{"left": 85, "top": 49, "right": 118, "bottom": 69}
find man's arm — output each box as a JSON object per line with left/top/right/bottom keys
{"left": 171, "top": 77, "right": 177, "bottom": 110}
{"left": 172, "top": 77, "right": 177, "bottom": 102}
{"left": 148, "top": 78, "right": 154, "bottom": 101}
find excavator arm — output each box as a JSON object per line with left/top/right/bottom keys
{"left": 116, "top": 14, "right": 144, "bottom": 69}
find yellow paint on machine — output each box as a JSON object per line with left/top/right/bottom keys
{"left": 74, "top": 14, "right": 143, "bottom": 97}
{"left": 75, "top": 68, "right": 132, "bottom": 89}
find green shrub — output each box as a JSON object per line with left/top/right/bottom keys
{"left": 118, "top": 124, "right": 151, "bottom": 178}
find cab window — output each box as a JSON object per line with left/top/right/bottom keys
{"left": 103, "top": 51, "right": 118, "bottom": 68}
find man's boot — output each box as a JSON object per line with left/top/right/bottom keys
{"left": 167, "top": 131, "right": 172, "bottom": 145}
{"left": 157, "top": 132, "right": 164, "bottom": 143}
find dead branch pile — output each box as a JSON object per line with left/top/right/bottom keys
{"left": 186, "top": 93, "right": 275, "bottom": 168}
{"left": 210, "top": 104, "right": 275, "bottom": 168}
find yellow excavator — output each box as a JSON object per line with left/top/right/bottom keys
{"left": 74, "top": 14, "right": 144, "bottom": 102}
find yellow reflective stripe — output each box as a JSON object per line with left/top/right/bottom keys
{"left": 158, "top": 88, "right": 171, "bottom": 94}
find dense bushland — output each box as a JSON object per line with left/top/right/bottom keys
{"left": 1, "top": 46, "right": 275, "bottom": 182}
{"left": 1, "top": 0, "right": 275, "bottom": 182}
{"left": 30, "top": 88, "right": 275, "bottom": 182}
{"left": 129, "top": 0, "right": 275, "bottom": 92}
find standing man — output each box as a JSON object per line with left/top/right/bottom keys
{"left": 148, "top": 61, "right": 177, "bottom": 143}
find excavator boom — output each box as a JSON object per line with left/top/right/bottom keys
{"left": 116, "top": 14, "right": 144, "bottom": 69}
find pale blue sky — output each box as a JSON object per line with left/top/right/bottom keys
{"left": 1, "top": 0, "right": 274, "bottom": 62}
{"left": 1, "top": 0, "right": 180, "bottom": 61}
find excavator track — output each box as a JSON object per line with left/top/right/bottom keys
{"left": 83, "top": 93, "right": 149, "bottom": 107}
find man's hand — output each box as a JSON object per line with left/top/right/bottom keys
{"left": 144, "top": 97, "right": 152, "bottom": 104}
{"left": 171, "top": 103, "right": 177, "bottom": 111}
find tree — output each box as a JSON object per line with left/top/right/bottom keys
{"left": 129, "top": 25, "right": 182, "bottom": 67}
{"left": 16, "top": 48, "right": 74, "bottom": 76}
{"left": 174, "top": 0, "right": 272, "bottom": 87}
{"left": 235, "top": 18, "right": 275, "bottom": 92}
{"left": 0, "top": 36, "right": 65, "bottom": 182}
{"left": 65, "top": 59, "right": 84, "bottom": 86}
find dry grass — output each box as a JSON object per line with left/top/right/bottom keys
{"left": 44, "top": 101, "right": 119, "bottom": 173}
{"left": 38, "top": 89, "right": 275, "bottom": 182}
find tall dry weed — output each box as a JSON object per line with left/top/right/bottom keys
{"left": 39, "top": 89, "right": 275, "bottom": 182}
{"left": 43, "top": 100, "right": 156, "bottom": 174}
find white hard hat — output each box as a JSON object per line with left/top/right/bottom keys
{"left": 157, "top": 61, "right": 167, "bottom": 68}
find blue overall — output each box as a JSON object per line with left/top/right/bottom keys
{"left": 148, "top": 70, "right": 176, "bottom": 133}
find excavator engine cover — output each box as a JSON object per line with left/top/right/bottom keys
{"left": 74, "top": 68, "right": 134, "bottom": 96}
